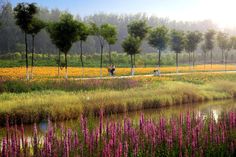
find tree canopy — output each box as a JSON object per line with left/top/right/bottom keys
{"left": 122, "top": 35, "right": 141, "bottom": 56}
{"left": 185, "top": 31, "right": 202, "bottom": 52}
{"left": 28, "top": 17, "right": 45, "bottom": 36}
{"left": 100, "top": 23, "right": 117, "bottom": 45}
{"left": 127, "top": 20, "right": 149, "bottom": 40}
{"left": 170, "top": 30, "right": 185, "bottom": 53}
{"left": 204, "top": 29, "right": 215, "bottom": 52}
{"left": 13, "top": 3, "right": 38, "bottom": 33}
{"left": 47, "top": 13, "right": 79, "bottom": 53}
{"left": 148, "top": 26, "right": 169, "bottom": 51}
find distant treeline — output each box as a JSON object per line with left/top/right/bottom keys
{"left": 0, "top": 2, "right": 224, "bottom": 55}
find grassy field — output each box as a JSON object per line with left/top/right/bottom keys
{"left": 1, "top": 73, "right": 236, "bottom": 125}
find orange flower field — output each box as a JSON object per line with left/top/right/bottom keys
{"left": 0, "top": 64, "right": 235, "bottom": 79}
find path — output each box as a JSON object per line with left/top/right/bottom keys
{"left": 74, "top": 70, "right": 236, "bottom": 80}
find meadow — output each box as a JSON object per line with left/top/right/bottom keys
{"left": 1, "top": 72, "right": 236, "bottom": 125}
{"left": 1, "top": 65, "right": 236, "bottom": 156}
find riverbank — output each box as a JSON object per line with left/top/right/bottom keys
{"left": 1, "top": 77, "right": 236, "bottom": 125}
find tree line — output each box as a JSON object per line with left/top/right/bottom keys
{"left": 3, "top": 2, "right": 236, "bottom": 79}
{"left": 0, "top": 1, "right": 220, "bottom": 55}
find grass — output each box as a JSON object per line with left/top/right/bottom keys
{"left": 0, "top": 79, "right": 236, "bottom": 126}
{"left": 0, "top": 72, "right": 236, "bottom": 125}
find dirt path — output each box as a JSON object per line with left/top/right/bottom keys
{"left": 74, "top": 70, "right": 236, "bottom": 80}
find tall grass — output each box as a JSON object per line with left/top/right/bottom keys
{"left": 0, "top": 81, "right": 235, "bottom": 125}
{"left": 0, "top": 78, "right": 140, "bottom": 93}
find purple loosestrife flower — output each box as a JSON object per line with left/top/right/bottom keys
{"left": 63, "top": 134, "right": 69, "bottom": 157}
{"left": 139, "top": 113, "right": 144, "bottom": 131}
{"left": 178, "top": 126, "right": 183, "bottom": 157}
{"left": 1, "top": 137, "right": 7, "bottom": 157}
{"left": 20, "top": 123, "right": 24, "bottom": 151}
{"left": 67, "top": 129, "right": 72, "bottom": 151}
{"left": 115, "top": 142, "right": 122, "bottom": 157}
{"left": 33, "top": 123, "right": 38, "bottom": 156}
{"left": 74, "top": 132, "right": 79, "bottom": 150}
{"left": 11, "top": 133, "right": 17, "bottom": 157}
{"left": 124, "top": 141, "right": 128, "bottom": 157}
{"left": 99, "top": 109, "right": 104, "bottom": 138}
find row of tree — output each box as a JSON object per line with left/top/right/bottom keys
{"left": 13, "top": 3, "right": 118, "bottom": 79}
{"left": 13, "top": 3, "right": 236, "bottom": 79}
{"left": 0, "top": 1, "right": 220, "bottom": 55}
{"left": 123, "top": 22, "right": 236, "bottom": 74}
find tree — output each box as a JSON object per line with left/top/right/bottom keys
{"left": 14, "top": 2, "right": 38, "bottom": 80}
{"left": 77, "top": 22, "right": 90, "bottom": 77}
{"left": 122, "top": 35, "right": 141, "bottom": 75}
{"left": 100, "top": 24, "right": 117, "bottom": 65}
{"left": 127, "top": 20, "right": 149, "bottom": 66}
{"left": 230, "top": 36, "right": 236, "bottom": 65}
{"left": 47, "top": 13, "right": 79, "bottom": 79}
{"left": 185, "top": 31, "right": 202, "bottom": 69}
{"left": 28, "top": 17, "right": 45, "bottom": 78}
{"left": 90, "top": 23, "right": 115, "bottom": 77}
{"left": 204, "top": 29, "right": 215, "bottom": 69}
{"left": 201, "top": 43, "right": 207, "bottom": 70}
{"left": 148, "top": 26, "right": 169, "bottom": 73}
{"left": 217, "top": 32, "right": 232, "bottom": 71}
{"left": 170, "top": 30, "right": 185, "bottom": 73}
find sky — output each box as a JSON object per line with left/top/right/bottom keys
{"left": 10, "top": 0, "right": 236, "bottom": 28}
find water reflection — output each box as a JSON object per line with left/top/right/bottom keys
{"left": 1, "top": 99, "right": 236, "bottom": 137}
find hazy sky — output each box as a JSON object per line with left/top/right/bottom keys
{"left": 11, "top": 0, "right": 236, "bottom": 28}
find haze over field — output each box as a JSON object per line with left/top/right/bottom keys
{"left": 11, "top": 0, "right": 236, "bottom": 28}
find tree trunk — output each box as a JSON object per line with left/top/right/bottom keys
{"left": 131, "top": 54, "right": 134, "bottom": 75}
{"left": 176, "top": 53, "right": 179, "bottom": 73}
{"left": 134, "top": 54, "right": 136, "bottom": 68}
{"left": 65, "top": 53, "right": 68, "bottom": 79}
{"left": 108, "top": 44, "right": 112, "bottom": 65}
{"left": 31, "top": 35, "right": 35, "bottom": 79}
{"left": 193, "top": 51, "right": 195, "bottom": 69}
{"left": 225, "top": 51, "right": 228, "bottom": 72}
{"left": 222, "top": 50, "right": 224, "bottom": 64}
{"left": 100, "top": 45, "right": 103, "bottom": 77}
{"left": 188, "top": 51, "right": 191, "bottom": 70}
{"left": 211, "top": 50, "right": 213, "bottom": 70}
{"left": 204, "top": 52, "right": 206, "bottom": 70}
{"left": 80, "top": 40, "right": 84, "bottom": 77}
{"left": 158, "top": 49, "right": 161, "bottom": 71}
{"left": 25, "top": 32, "right": 29, "bottom": 80}
{"left": 58, "top": 50, "right": 61, "bottom": 77}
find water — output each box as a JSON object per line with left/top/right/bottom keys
{"left": 1, "top": 99, "right": 236, "bottom": 138}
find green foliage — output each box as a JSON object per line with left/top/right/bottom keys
{"left": 230, "top": 36, "right": 236, "bottom": 49}
{"left": 13, "top": 2, "right": 38, "bottom": 33}
{"left": 0, "top": 52, "right": 178, "bottom": 67}
{"left": 127, "top": 20, "right": 149, "bottom": 40}
{"left": 100, "top": 23, "right": 117, "bottom": 45}
{"left": 28, "top": 17, "right": 45, "bottom": 36}
{"left": 185, "top": 31, "right": 202, "bottom": 52}
{"left": 122, "top": 35, "right": 141, "bottom": 56}
{"left": 204, "top": 29, "right": 215, "bottom": 51}
{"left": 148, "top": 26, "right": 169, "bottom": 51}
{"left": 217, "top": 32, "right": 231, "bottom": 51}
{"left": 77, "top": 22, "right": 90, "bottom": 42}
{"left": 170, "top": 30, "right": 185, "bottom": 53}
{"left": 47, "top": 13, "right": 79, "bottom": 54}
